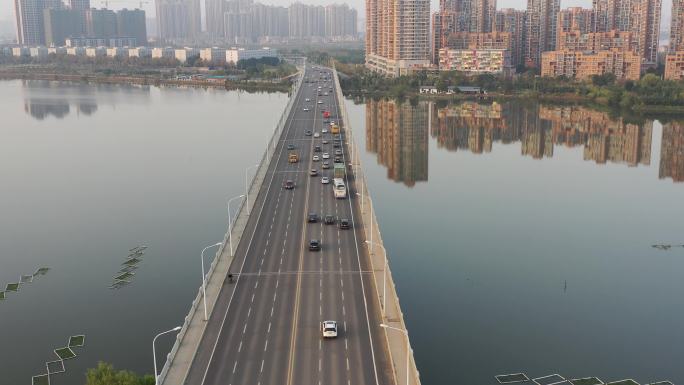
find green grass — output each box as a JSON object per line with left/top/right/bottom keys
{"left": 572, "top": 378, "right": 603, "bottom": 385}
{"left": 114, "top": 272, "right": 134, "bottom": 281}
{"left": 32, "top": 374, "right": 50, "bottom": 385}
{"left": 69, "top": 335, "right": 85, "bottom": 347}
{"left": 47, "top": 359, "right": 65, "bottom": 374}
{"left": 21, "top": 275, "right": 33, "bottom": 283}
{"left": 496, "top": 374, "right": 529, "bottom": 383}
{"left": 0, "top": 291, "right": 5, "bottom": 300}
{"left": 123, "top": 258, "right": 141, "bottom": 266}
{"left": 5, "top": 283, "right": 19, "bottom": 292}
{"left": 54, "top": 347, "right": 76, "bottom": 360}
{"left": 34, "top": 267, "right": 50, "bottom": 276}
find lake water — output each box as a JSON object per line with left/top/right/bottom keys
{"left": 344, "top": 98, "right": 684, "bottom": 385}
{"left": 0, "top": 80, "right": 289, "bottom": 384}
{"left": 2, "top": 80, "right": 683, "bottom": 385}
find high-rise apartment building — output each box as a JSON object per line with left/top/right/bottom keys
{"left": 492, "top": 8, "right": 526, "bottom": 66}
{"left": 155, "top": 0, "right": 201, "bottom": 41}
{"left": 116, "top": 9, "right": 147, "bottom": 45}
{"left": 541, "top": 49, "right": 641, "bottom": 80}
{"left": 556, "top": 30, "right": 636, "bottom": 51}
{"left": 525, "top": 0, "right": 560, "bottom": 67}
{"left": 289, "top": 3, "right": 325, "bottom": 38}
{"left": 325, "top": 4, "right": 357, "bottom": 38}
{"left": 44, "top": 8, "right": 82, "bottom": 46}
{"left": 659, "top": 122, "right": 684, "bottom": 182}
{"left": 670, "top": 0, "right": 684, "bottom": 51}
{"left": 14, "top": 0, "right": 63, "bottom": 45}
{"left": 556, "top": 7, "right": 594, "bottom": 47}
{"left": 69, "top": 0, "right": 90, "bottom": 10}
{"left": 85, "top": 9, "right": 118, "bottom": 39}
{"left": 591, "top": 0, "right": 661, "bottom": 63}
{"left": 366, "top": 0, "right": 431, "bottom": 76}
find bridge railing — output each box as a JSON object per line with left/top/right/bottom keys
{"left": 157, "top": 61, "right": 306, "bottom": 385}
{"left": 332, "top": 64, "right": 422, "bottom": 385}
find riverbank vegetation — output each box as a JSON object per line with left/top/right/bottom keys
{"left": 335, "top": 61, "right": 684, "bottom": 114}
{"left": 0, "top": 55, "right": 296, "bottom": 91}
{"left": 85, "top": 362, "right": 154, "bottom": 385}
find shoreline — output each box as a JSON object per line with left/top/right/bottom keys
{"left": 342, "top": 89, "right": 684, "bottom": 115}
{"left": 0, "top": 71, "right": 291, "bottom": 93}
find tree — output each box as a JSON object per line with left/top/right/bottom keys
{"left": 85, "top": 362, "right": 154, "bottom": 385}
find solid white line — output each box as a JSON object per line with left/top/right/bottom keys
{"left": 260, "top": 360, "right": 265, "bottom": 373}
{"left": 345, "top": 339, "right": 348, "bottom": 350}
{"left": 247, "top": 307, "right": 251, "bottom": 317}
{"left": 268, "top": 322, "right": 271, "bottom": 333}
{"left": 232, "top": 361, "right": 237, "bottom": 374}
{"left": 335, "top": 74, "right": 381, "bottom": 385}
{"left": 243, "top": 324, "right": 247, "bottom": 334}
{"left": 251, "top": 293, "right": 255, "bottom": 302}
{"left": 198, "top": 70, "right": 306, "bottom": 385}
{"left": 238, "top": 341, "right": 242, "bottom": 352}
{"left": 264, "top": 340, "right": 268, "bottom": 352}
{"left": 346, "top": 358, "right": 350, "bottom": 371}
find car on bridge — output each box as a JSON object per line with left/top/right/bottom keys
{"left": 310, "top": 169, "right": 318, "bottom": 176}
{"left": 313, "top": 155, "right": 320, "bottom": 162}
{"left": 287, "top": 144, "right": 295, "bottom": 150}
{"left": 321, "top": 320, "right": 338, "bottom": 338}
{"left": 284, "top": 180, "right": 295, "bottom": 189}
{"left": 303, "top": 107, "right": 309, "bottom": 112}
{"left": 309, "top": 239, "right": 321, "bottom": 251}
{"left": 305, "top": 130, "right": 312, "bottom": 136}
{"left": 308, "top": 213, "right": 318, "bottom": 223}
{"left": 324, "top": 215, "right": 335, "bottom": 225}
{"left": 338, "top": 218, "right": 350, "bottom": 229}
{"left": 321, "top": 177, "right": 330, "bottom": 184}
{"left": 322, "top": 161, "right": 330, "bottom": 169}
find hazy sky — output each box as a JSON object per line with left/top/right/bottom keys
{"left": 0, "top": 0, "right": 672, "bottom": 29}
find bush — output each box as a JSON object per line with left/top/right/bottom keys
{"left": 85, "top": 362, "right": 154, "bottom": 385}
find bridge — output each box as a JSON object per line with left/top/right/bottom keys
{"left": 157, "top": 62, "right": 421, "bottom": 385}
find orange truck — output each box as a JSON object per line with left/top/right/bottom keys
{"left": 288, "top": 153, "right": 298, "bottom": 163}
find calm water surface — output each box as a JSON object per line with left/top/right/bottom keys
{"left": 2, "top": 79, "right": 683, "bottom": 385}
{"left": 0, "top": 80, "right": 288, "bottom": 384}
{"left": 344, "top": 98, "right": 684, "bottom": 385}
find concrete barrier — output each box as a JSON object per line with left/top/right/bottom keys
{"left": 332, "top": 65, "right": 422, "bottom": 385}
{"left": 158, "top": 62, "right": 305, "bottom": 385}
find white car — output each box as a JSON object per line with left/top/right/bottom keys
{"left": 303, "top": 108, "right": 309, "bottom": 111}
{"left": 322, "top": 128, "right": 329, "bottom": 134}
{"left": 318, "top": 101, "right": 323, "bottom": 104}
{"left": 305, "top": 98, "right": 311, "bottom": 102}
{"left": 329, "top": 121, "right": 336, "bottom": 126}
{"left": 314, "top": 132, "right": 320, "bottom": 138}
{"left": 313, "top": 155, "right": 320, "bottom": 161}
{"left": 321, "top": 177, "right": 330, "bottom": 184}
{"left": 321, "top": 320, "right": 338, "bottom": 338}
{"left": 322, "top": 153, "right": 330, "bottom": 159}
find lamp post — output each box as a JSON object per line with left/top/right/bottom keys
{"left": 366, "top": 241, "right": 387, "bottom": 314}
{"left": 379, "top": 323, "right": 410, "bottom": 385}
{"left": 245, "top": 164, "right": 259, "bottom": 214}
{"left": 201, "top": 242, "right": 222, "bottom": 321}
{"left": 227, "top": 194, "right": 245, "bottom": 256}
{"left": 153, "top": 326, "right": 181, "bottom": 385}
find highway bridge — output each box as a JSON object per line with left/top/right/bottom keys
{"left": 159, "top": 64, "right": 419, "bottom": 385}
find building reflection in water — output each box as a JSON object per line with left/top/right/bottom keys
{"left": 365, "top": 99, "right": 683, "bottom": 184}
{"left": 432, "top": 101, "right": 654, "bottom": 167}
{"left": 21, "top": 80, "right": 149, "bottom": 120}
{"left": 365, "top": 99, "right": 429, "bottom": 187}
{"left": 659, "top": 121, "right": 684, "bottom": 182}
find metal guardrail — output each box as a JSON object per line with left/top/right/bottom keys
{"left": 332, "top": 64, "right": 422, "bottom": 385}
{"left": 157, "top": 62, "right": 305, "bottom": 384}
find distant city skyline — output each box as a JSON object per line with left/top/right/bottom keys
{"left": 1, "top": 0, "right": 600, "bottom": 22}
{"left": 1, "top": 0, "right": 673, "bottom": 33}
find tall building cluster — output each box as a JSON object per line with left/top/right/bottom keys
{"left": 365, "top": 0, "right": 431, "bottom": 76}
{"left": 366, "top": 0, "right": 676, "bottom": 79}
{"left": 14, "top": 0, "right": 146, "bottom": 46}
{"left": 155, "top": 0, "right": 201, "bottom": 41}
{"left": 207, "top": 0, "right": 357, "bottom": 44}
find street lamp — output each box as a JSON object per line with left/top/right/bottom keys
{"left": 245, "top": 164, "right": 259, "bottom": 214}
{"left": 379, "top": 323, "right": 410, "bottom": 385}
{"left": 153, "top": 326, "right": 181, "bottom": 385}
{"left": 366, "top": 240, "right": 387, "bottom": 314}
{"left": 227, "top": 194, "right": 245, "bottom": 256}
{"left": 201, "top": 242, "right": 222, "bottom": 321}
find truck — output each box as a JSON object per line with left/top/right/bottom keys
{"left": 288, "top": 152, "right": 298, "bottom": 163}
{"left": 333, "top": 178, "right": 347, "bottom": 199}
{"left": 334, "top": 163, "right": 345, "bottom": 179}
{"left": 330, "top": 124, "right": 340, "bottom": 134}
